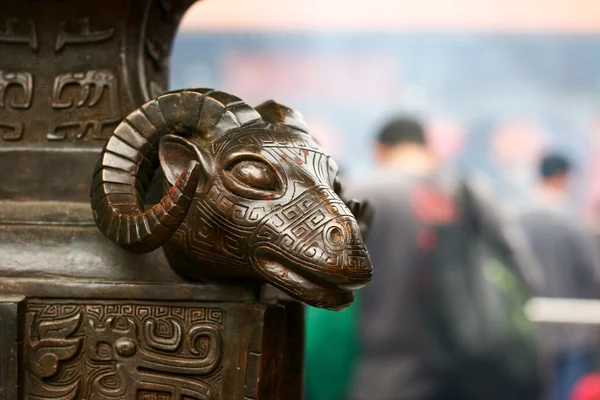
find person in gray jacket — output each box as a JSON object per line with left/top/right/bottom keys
{"left": 517, "top": 153, "right": 600, "bottom": 400}
{"left": 347, "top": 117, "right": 542, "bottom": 400}
{"left": 347, "top": 117, "right": 441, "bottom": 400}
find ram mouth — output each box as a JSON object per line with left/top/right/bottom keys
{"left": 254, "top": 248, "right": 354, "bottom": 310}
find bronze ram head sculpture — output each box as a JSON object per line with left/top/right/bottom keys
{"left": 90, "top": 89, "right": 372, "bottom": 310}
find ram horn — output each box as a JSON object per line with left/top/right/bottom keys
{"left": 90, "top": 88, "right": 262, "bottom": 253}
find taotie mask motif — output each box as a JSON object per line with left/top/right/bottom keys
{"left": 90, "top": 88, "right": 373, "bottom": 310}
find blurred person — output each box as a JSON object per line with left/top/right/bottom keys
{"left": 346, "top": 117, "right": 441, "bottom": 400}
{"left": 346, "top": 117, "right": 542, "bottom": 400}
{"left": 516, "top": 153, "right": 600, "bottom": 400}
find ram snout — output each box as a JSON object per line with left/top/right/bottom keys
{"left": 250, "top": 187, "right": 373, "bottom": 310}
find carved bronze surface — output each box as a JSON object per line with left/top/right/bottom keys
{"left": 0, "top": 0, "right": 188, "bottom": 202}
{"left": 23, "top": 300, "right": 287, "bottom": 400}
{"left": 91, "top": 89, "right": 373, "bottom": 310}
{"left": 0, "top": 0, "right": 372, "bottom": 398}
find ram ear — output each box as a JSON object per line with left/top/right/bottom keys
{"left": 158, "top": 135, "right": 211, "bottom": 188}
{"left": 254, "top": 100, "right": 309, "bottom": 133}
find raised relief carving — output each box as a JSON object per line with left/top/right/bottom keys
{"left": 48, "top": 119, "right": 120, "bottom": 141}
{"left": 0, "top": 70, "right": 33, "bottom": 109}
{"left": 24, "top": 302, "right": 224, "bottom": 400}
{"left": 0, "top": 18, "right": 37, "bottom": 50}
{"left": 48, "top": 69, "right": 119, "bottom": 141}
{"left": 0, "top": 122, "right": 24, "bottom": 141}
{"left": 24, "top": 310, "right": 83, "bottom": 400}
{"left": 91, "top": 89, "right": 374, "bottom": 311}
{"left": 0, "top": 70, "right": 32, "bottom": 142}
{"left": 55, "top": 18, "right": 114, "bottom": 52}
{"left": 51, "top": 70, "right": 115, "bottom": 109}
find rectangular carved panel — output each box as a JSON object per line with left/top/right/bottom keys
{"left": 17, "top": 299, "right": 290, "bottom": 400}
{"left": 23, "top": 300, "right": 230, "bottom": 400}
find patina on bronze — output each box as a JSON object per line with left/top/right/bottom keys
{"left": 0, "top": 0, "right": 372, "bottom": 398}
{"left": 91, "top": 89, "right": 373, "bottom": 310}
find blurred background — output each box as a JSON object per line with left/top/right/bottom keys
{"left": 171, "top": 0, "right": 600, "bottom": 228}
{"left": 171, "top": 0, "right": 600, "bottom": 400}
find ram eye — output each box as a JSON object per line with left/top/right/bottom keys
{"left": 231, "top": 160, "right": 278, "bottom": 190}
{"left": 223, "top": 158, "right": 284, "bottom": 199}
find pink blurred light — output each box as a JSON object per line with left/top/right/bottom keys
{"left": 221, "top": 51, "right": 399, "bottom": 103}
{"left": 181, "top": 0, "right": 600, "bottom": 33}
{"left": 426, "top": 119, "right": 465, "bottom": 161}
{"left": 305, "top": 119, "right": 342, "bottom": 159}
{"left": 491, "top": 121, "right": 546, "bottom": 166}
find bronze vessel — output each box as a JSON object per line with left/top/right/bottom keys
{"left": 0, "top": 1, "right": 372, "bottom": 398}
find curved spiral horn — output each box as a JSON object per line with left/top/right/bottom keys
{"left": 90, "top": 88, "right": 262, "bottom": 254}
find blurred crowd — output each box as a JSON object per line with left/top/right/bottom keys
{"left": 304, "top": 117, "right": 600, "bottom": 400}
{"left": 169, "top": 10, "right": 600, "bottom": 399}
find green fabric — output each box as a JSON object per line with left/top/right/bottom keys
{"left": 304, "top": 295, "right": 360, "bottom": 400}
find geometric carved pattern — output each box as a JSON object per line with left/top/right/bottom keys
{"left": 162, "top": 126, "right": 372, "bottom": 308}
{"left": 24, "top": 301, "right": 225, "bottom": 400}
{"left": 91, "top": 88, "right": 372, "bottom": 310}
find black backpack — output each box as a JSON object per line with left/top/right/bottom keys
{"left": 421, "top": 178, "right": 541, "bottom": 400}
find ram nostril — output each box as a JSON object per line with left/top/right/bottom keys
{"left": 329, "top": 227, "right": 343, "bottom": 244}
{"left": 325, "top": 225, "right": 346, "bottom": 248}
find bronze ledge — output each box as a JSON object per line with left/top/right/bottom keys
{"left": 0, "top": 277, "right": 258, "bottom": 302}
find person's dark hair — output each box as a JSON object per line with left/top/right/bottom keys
{"left": 539, "top": 152, "right": 571, "bottom": 179}
{"left": 377, "top": 117, "right": 426, "bottom": 147}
